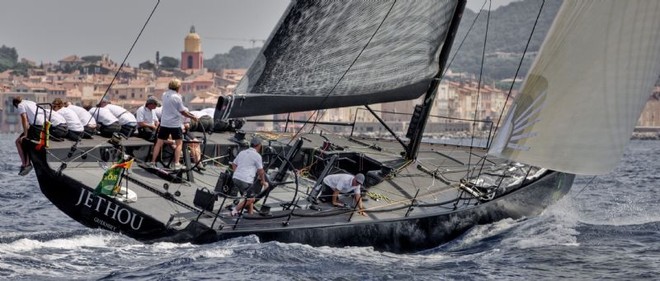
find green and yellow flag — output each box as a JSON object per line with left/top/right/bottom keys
{"left": 94, "top": 159, "right": 134, "bottom": 196}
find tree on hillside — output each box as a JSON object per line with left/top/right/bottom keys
{"left": 160, "top": 56, "right": 179, "bottom": 69}
{"left": 0, "top": 45, "right": 19, "bottom": 72}
{"left": 81, "top": 55, "right": 102, "bottom": 63}
{"left": 11, "top": 61, "right": 34, "bottom": 77}
{"left": 449, "top": 0, "right": 562, "bottom": 81}
{"left": 204, "top": 46, "right": 260, "bottom": 71}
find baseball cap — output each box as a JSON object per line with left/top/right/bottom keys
{"left": 355, "top": 173, "right": 365, "bottom": 185}
{"left": 145, "top": 96, "right": 159, "bottom": 106}
{"left": 250, "top": 136, "right": 262, "bottom": 147}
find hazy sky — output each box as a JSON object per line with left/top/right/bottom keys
{"left": 1, "top": 0, "right": 516, "bottom": 66}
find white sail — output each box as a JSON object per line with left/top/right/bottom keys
{"left": 488, "top": 0, "right": 660, "bottom": 175}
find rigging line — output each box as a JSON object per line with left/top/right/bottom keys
{"left": 369, "top": 108, "right": 492, "bottom": 124}
{"left": 490, "top": 0, "right": 546, "bottom": 145}
{"left": 403, "top": 160, "right": 424, "bottom": 195}
{"left": 574, "top": 176, "right": 598, "bottom": 197}
{"left": 471, "top": 1, "right": 546, "bottom": 180}
{"left": 466, "top": 0, "right": 492, "bottom": 180}
{"left": 76, "top": 0, "right": 161, "bottom": 148}
{"left": 441, "top": 0, "right": 489, "bottom": 78}
{"left": 289, "top": 0, "right": 398, "bottom": 145}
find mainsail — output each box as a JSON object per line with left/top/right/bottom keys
{"left": 489, "top": 0, "right": 660, "bottom": 175}
{"left": 216, "top": 0, "right": 461, "bottom": 120}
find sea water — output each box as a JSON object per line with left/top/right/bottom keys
{"left": 0, "top": 135, "right": 658, "bottom": 280}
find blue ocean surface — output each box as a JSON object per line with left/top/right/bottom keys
{"left": 0, "top": 135, "right": 658, "bottom": 280}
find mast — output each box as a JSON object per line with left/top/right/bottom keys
{"left": 405, "top": 0, "right": 466, "bottom": 160}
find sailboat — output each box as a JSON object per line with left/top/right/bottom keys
{"left": 22, "top": 0, "right": 660, "bottom": 253}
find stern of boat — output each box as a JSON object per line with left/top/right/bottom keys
{"left": 25, "top": 140, "right": 178, "bottom": 241}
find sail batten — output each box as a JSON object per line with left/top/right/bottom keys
{"left": 489, "top": 0, "right": 660, "bottom": 175}
{"left": 217, "top": 0, "right": 460, "bottom": 118}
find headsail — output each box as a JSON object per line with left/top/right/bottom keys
{"left": 216, "top": 0, "right": 461, "bottom": 119}
{"left": 489, "top": 0, "right": 660, "bottom": 175}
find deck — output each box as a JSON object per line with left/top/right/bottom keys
{"left": 44, "top": 130, "right": 506, "bottom": 235}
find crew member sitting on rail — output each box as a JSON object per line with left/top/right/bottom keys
{"left": 45, "top": 108, "right": 69, "bottom": 141}
{"left": 67, "top": 102, "right": 97, "bottom": 139}
{"left": 135, "top": 96, "right": 160, "bottom": 141}
{"left": 12, "top": 96, "right": 45, "bottom": 176}
{"left": 102, "top": 100, "right": 137, "bottom": 138}
{"left": 88, "top": 101, "right": 121, "bottom": 138}
{"left": 52, "top": 98, "right": 84, "bottom": 141}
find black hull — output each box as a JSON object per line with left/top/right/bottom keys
{"left": 27, "top": 143, "right": 177, "bottom": 241}
{"left": 28, "top": 140, "right": 573, "bottom": 253}
{"left": 215, "top": 170, "right": 573, "bottom": 252}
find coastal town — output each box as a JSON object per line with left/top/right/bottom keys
{"left": 2, "top": 27, "right": 659, "bottom": 139}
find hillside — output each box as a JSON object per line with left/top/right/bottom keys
{"left": 204, "top": 46, "right": 261, "bottom": 71}
{"left": 202, "top": 0, "right": 563, "bottom": 82}
{"left": 449, "top": 0, "right": 562, "bottom": 81}
{"left": 2, "top": 0, "right": 562, "bottom": 81}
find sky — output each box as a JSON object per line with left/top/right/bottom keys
{"left": 0, "top": 0, "right": 517, "bottom": 66}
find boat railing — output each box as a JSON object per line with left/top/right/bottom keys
{"left": 177, "top": 163, "right": 549, "bottom": 231}
{"left": 242, "top": 107, "right": 495, "bottom": 141}
{"left": 28, "top": 102, "right": 54, "bottom": 135}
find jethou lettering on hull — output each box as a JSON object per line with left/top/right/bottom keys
{"left": 75, "top": 188, "right": 144, "bottom": 231}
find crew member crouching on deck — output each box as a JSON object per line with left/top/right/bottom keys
{"left": 312, "top": 173, "right": 366, "bottom": 216}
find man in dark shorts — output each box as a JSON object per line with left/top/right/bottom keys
{"left": 146, "top": 79, "right": 197, "bottom": 170}
{"left": 230, "top": 136, "right": 268, "bottom": 216}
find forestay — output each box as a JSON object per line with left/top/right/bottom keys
{"left": 216, "top": 0, "right": 460, "bottom": 119}
{"left": 489, "top": 0, "right": 660, "bottom": 175}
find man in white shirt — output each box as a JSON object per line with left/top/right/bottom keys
{"left": 52, "top": 98, "right": 84, "bottom": 141}
{"left": 182, "top": 119, "right": 202, "bottom": 168}
{"left": 154, "top": 106, "right": 162, "bottom": 121}
{"left": 147, "top": 79, "right": 197, "bottom": 170}
{"left": 46, "top": 108, "right": 69, "bottom": 141}
{"left": 231, "top": 136, "right": 268, "bottom": 216}
{"left": 89, "top": 105, "right": 121, "bottom": 138}
{"left": 200, "top": 107, "right": 215, "bottom": 118}
{"left": 12, "top": 96, "right": 45, "bottom": 176}
{"left": 67, "top": 103, "right": 97, "bottom": 139}
{"left": 135, "top": 96, "right": 159, "bottom": 141}
{"left": 102, "top": 99, "right": 137, "bottom": 138}
{"left": 201, "top": 106, "right": 232, "bottom": 132}
{"left": 311, "top": 173, "right": 366, "bottom": 216}
{"left": 189, "top": 110, "right": 213, "bottom": 132}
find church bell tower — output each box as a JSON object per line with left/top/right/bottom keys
{"left": 181, "top": 25, "right": 203, "bottom": 70}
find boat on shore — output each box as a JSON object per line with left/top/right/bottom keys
{"left": 22, "top": 0, "right": 660, "bottom": 253}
